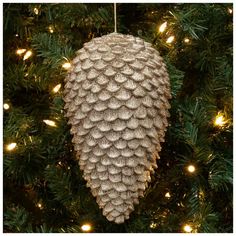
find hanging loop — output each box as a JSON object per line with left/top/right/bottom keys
{"left": 114, "top": 3, "right": 117, "bottom": 33}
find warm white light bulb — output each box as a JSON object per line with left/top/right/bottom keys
{"left": 165, "top": 192, "right": 171, "bottom": 198}
{"left": 183, "top": 224, "right": 193, "bottom": 233}
{"left": 37, "top": 203, "right": 43, "bottom": 209}
{"left": 49, "top": 26, "right": 54, "bottom": 33}
{"left": 43, "top": 119, "right": 57, "bottom": 127}
{"left": 81, "top": 224, "right": 92, "bottom": 232}
{"left": 228, "top": 8, "right": 233, "bottom": 14}
{"left": 150, "top": 222, "right": 157, "bottom": 229}
{"left": 159, "top": 22, "right": 167, "bottom": 33}
{"left": 62, "top": 62, "right": 71, "bottom": 69}
{"left": 166, "top": 36, "right": 175, "bottom": 44}
{"left": 16, "top": 49, "right": 27, "bottom": 55}
{"left": 23, "top": 50, "right": 32, "bottom": 60}
{"left": 184, "top": 38, "right": 190, "bottom": 43}
{"left": 187, "top": 165, "right": 196, "bottom": 173}
{"left": 4, "top": 103, "right": 10, "bottom": 110}
{"left": 52, "top": 84, "right": 61, "bottom": 93}
{"left": 34, "top": 7, "right": 39, "bottom": 15}
{"left": 214, "top": 113, "right": 226, "bottom": 127}
{"left": 6, "top": 143, "right": 17, "bottom": 151}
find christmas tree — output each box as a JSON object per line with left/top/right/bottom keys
{"left": 3, "top": 3, "right": 233, "bottom": 233}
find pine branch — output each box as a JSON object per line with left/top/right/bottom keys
{"left": 31, "top": 33, "right": 74, "bottom": 68}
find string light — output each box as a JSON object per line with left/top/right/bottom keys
{"left": 81, "top": 223, "right": 92, "bottom": 232}
{"left": 165, "top": 192, "right": 171, "bottom": 198}
{"left": 34, "top": 7, "right": 39, "bottom": 15}
{"left": 62, "top": 62, "right": 71, "bottom": 70}
{"left": 48, "top": 26, "right": 54, "bottom": 33}
{"left": 184, "top": 38, "right": 190, "bottom": 43}
{"left": 150, "top": 222, "right": 157, "bottom": 229}
{"left": 228, "top": 8, "right": 233, "bottom": 14}
{"left": 159, "top": 22, "right": 167, "bottom": 33}
{"left": 43, "top": 119, "right": 57, "bottom": 127}
{"left": 16, "top": 49, "right": 26, "bottom": 55}
{"left": 15, "top": 34, "right": 19, "bottom": 37}
{"left": 183, "top": 224, "right": 193, "bottom": 233}
{"left": 187, "top": 164, "right": 196, "bottom": 173}
{"left": 23, "top": 50, "right": 32, "bottom": 60}
{"left": 6, "top": 142, "right": 17, "bottom": 151}
{"left": 3, "top": 103, "right": 10, "bottom": 110}
{"left": 52, "top": 84, "right": 61, "bottom": 93}
{"left": 214, "top": 112, "right": 226, "bottom": 127}
{"left": 37, "top": 203, "right": 43, "bottom": 209}
{"left": 166, "top": 36, "right": 175, "bottom": 44}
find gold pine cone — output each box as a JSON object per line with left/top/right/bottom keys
{"left": 64, "top": 33, "right": 171, "bottom": 224}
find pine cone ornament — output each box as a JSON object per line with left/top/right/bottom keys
{"left": 64, "top": 33, "right": 171, "bottom": 224}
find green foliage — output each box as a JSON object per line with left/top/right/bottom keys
{"left": 34, "top": 223, "right": 54, "bottom": 233}
{"left": 208, "top": 154, "right": 233, "bottom": 191}
{"left": 31, "top": 33, "right": 74, "bottom": 68}
{"left": 44, "top": 165, "right": 74, "bottom": 204}
{"left": 170, "top": 7, "right": 207, "bottom": 39}
{"left": 4, "top": 206, "right": 32, "bottom": 232}
{"left": 165, "top": 57, "right": 184, "bottom": 98}
{"left": 3, "top": 2, "right": 232, "bottom": 233}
